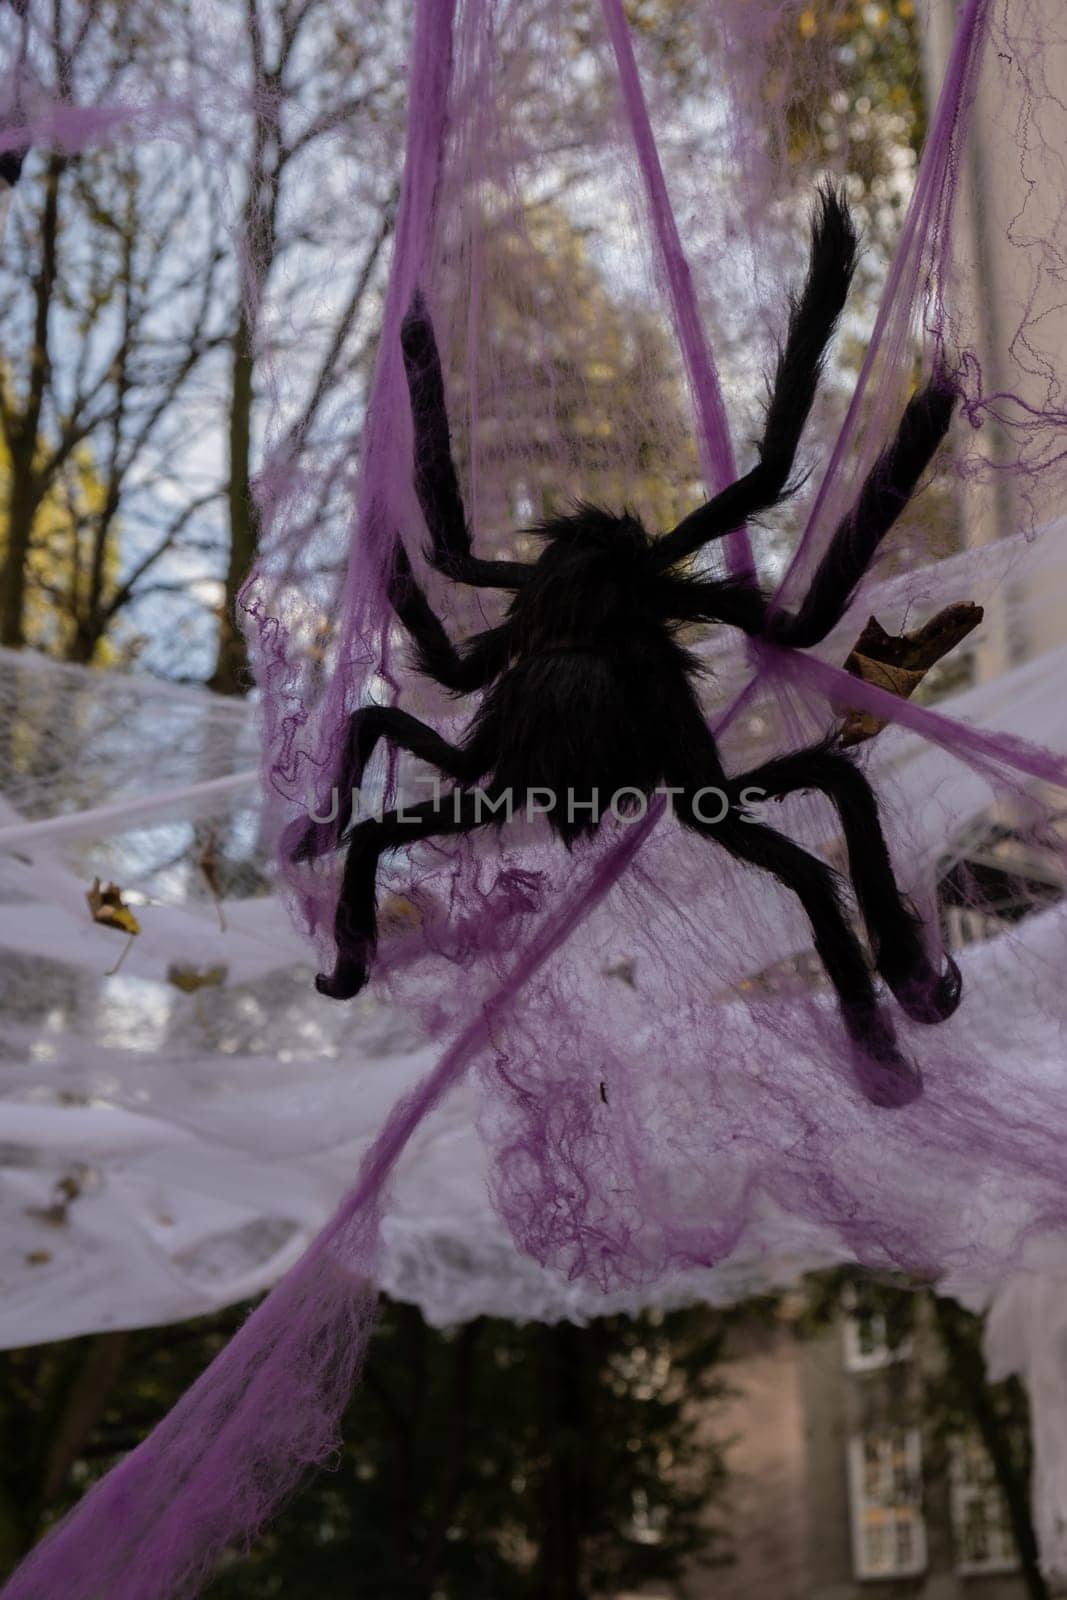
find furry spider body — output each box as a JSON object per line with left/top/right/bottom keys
{"left": 296, "top": 190, "right": 963, "bottom": 1109}
{"left": 468, "top": 509, "right": 706, "bottom": 843}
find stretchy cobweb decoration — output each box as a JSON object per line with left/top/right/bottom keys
{"left": 295, "top": 194, "right": 965, "bottom": 1111}
{"left": 6, "top": 0, "right": 1067, "bottom": 1595}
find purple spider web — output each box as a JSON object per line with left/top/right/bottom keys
{"left": 6, "top": 0, "right": 1067, "bottom": 1594}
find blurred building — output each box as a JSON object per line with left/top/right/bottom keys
{"left": 674, "top": 1309, "right": 1033, "bottom": 1600}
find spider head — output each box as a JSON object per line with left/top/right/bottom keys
{"left": 511, "top": 504, "right": 653, "bottom": 635}
{"left": 533, "top": 501, "right": 646, "bottom": 547}
{"left": 529, "top": 503, "right": 651, "bottom": 575}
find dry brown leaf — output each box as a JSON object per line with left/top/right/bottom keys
{"left": 25, "top": 1172, "right": 85, "bottom": 1228}
{"left": 379, "top": 894, "right": 422, "bottom": 934}
{"left": 86, "top": 877, "right": 141, "bottom": 937}
{"left": 839, "top": 603, "right": 984, "bottom": 746}
{"left": 24, "top": 1203, "right": 69, "bottom": 1228}
{"left": 196, "top": 830, "right": 227, "bottom": 931}
{"left": 167, "top": 963, "right": 228, "bottom": 994}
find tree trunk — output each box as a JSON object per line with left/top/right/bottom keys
{"left": 66, "top": 617, "right": 101, "bottom": 665}
{"left": 417, "top": 1321, "right": 480, "bottom": 1592}
{"left": 0, "top": 149, "right": 62, "bottom": 647}
{"left": 0, "top": 452, "right": 40, "bottom": 647}
{"left": 39, "top": 1333, "right": 130, "bottom": 1507}
{"left": 535, "top": 1323, "right": 587, "bottom": 1600}
{"left": 0, "top": 1332, "right": 130, "bottom": 1579}
{"left": 0, "top": 1476, "right": 35, "bottom": 1580}
{"left": 210, "top": 312, "right": 258, "bottom": 695}
{"left": 931, "top": 1296, "right": 1049, "bottom": 1600}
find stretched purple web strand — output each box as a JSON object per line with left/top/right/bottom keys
{"left": 598, "top": 0, "right": 749, "bottom": 577}
{"left": 0, "top": 755, "right": 675, "bottom": 1600}
{"left": 768, "top": 0, "right": 991, "bottom": 621}
{"left": 319, "top": 0, "right": 457, "bottom": 740}
{"left": 780, "top": 643, "right": 1067, "bottom": 792}
{"left": 0, "top": 100, "right": 192, "bottom": 156}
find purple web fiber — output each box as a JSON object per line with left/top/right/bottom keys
{"left": 768, "top": 0, "right": 991, "bottom": 617}
{"left": 8, "top": 1, "right": 1067, "bottom": 1595}
{"left": 0, "top": 1216, "right": 380, "bottom": 1600}
{"left": 3, "top": 4, "right": 728, "bottom": 1588}
{"left": 0, "top": 101, "right": 191, "bottom": 156}
{"left": 784, "top": 646, "right": 1067, "bottom": 792}
{"left": 767, "top": 0, "right": 991, "bottom": 611}
{"left": 598, "top": 0, "right": 748, "bottom": 575}
{"left": 241, "top": 0, "right": 459, "bottom": 928}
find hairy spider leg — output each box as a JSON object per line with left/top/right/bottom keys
{"left": 768, "top": 380, "right": 957, "bottom": 648}
{"left": 400, "top": 292, "right": 530, "bottom": 590}
{"left": 291, "top": 707, "right": 484, "bottom": 872}
{"left": 289, "top": 549, "right": 504, "bottom": 867}
{"left": 387, "top": 543, "right": 512, "bottom": 691}
{"left": 736, "top": 742, "right": 961, "bottom": 1024}
{"left": 655, "top": 185, "right": 858, "bottom": 569}
{"left": 316, "top": 791, "right": 495, "bottom": 999}
{"left": 342, "top": 706, "right": 482, "bottom": 787}
{"left": 685, "top": 804, "right": 921, "bottom": 1108}
{"left": 658, "top": 378, "right": 957, "bottom": 648}
{"left": 666, "top": 734, "right": 921, "bottom": 1108}
{"left": 289, "top": 703, "right": 490, "bottom": 867}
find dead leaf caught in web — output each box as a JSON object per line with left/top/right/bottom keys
{"left": 167, "top": 964, "right": 228, "bottom": 994}
{"left": 379, "top": 894, "right": 422, "bottom": 934}
{"left": 86, "top": 878, "right": 142, "bottom": 937}
{"left": 839, "top": 603, "right": 983, "bottom": 747}
{"left": 86, "top": 877, "right": 141, "bottom": 975}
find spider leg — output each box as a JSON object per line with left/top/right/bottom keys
{"left": 655, "top": 569, "right": 769, "bottom": 633}
{"left": 682, "top": 800, "right": 920, "bottom": 1107}
{"left": 659, "top": 379, "right": 957, "bottom": 646}
{"left": 388, "top": 542, "right": 511, "bottom": 691}
{"left": 738, "top": 742, "right": 961, "bottom": 1024}
{"left": 289, "top": 705, "right": 488, "bottom": 865}
{"left": 655, "top": 187, "right": 857, "bottom": 570}
{"left": 342, "top": 706, "right": 482, "bottom": 786}
{"left": 401, "top": 292, "right": 531, "bottom": 590}
{"left": 289, "top": 548, "right": 506, "bottom": 866}
{"left": 316, "top": 790, "right": 494, "bottom": 999}
{"left": 666, "top": 724, "right": 920, "bottom": 1106}
{"left": 769, "top": 378, "right": 957, "bottom": 648}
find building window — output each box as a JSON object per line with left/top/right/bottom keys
{"left": 943, "top": 904, "right": 1012, "bottom": 948}
{"left": 950, "top": 1434, "right": 1018, "bottom": 1574}
{"left": 847, "top": 1431, "right": 927, "bottom": 1580}
{"left": 843, "top": 1306, "right": 912, "bottom": 1372}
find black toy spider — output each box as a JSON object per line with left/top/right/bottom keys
{"left": 296, "top": 189, "right": 963, "bottom": 1108}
